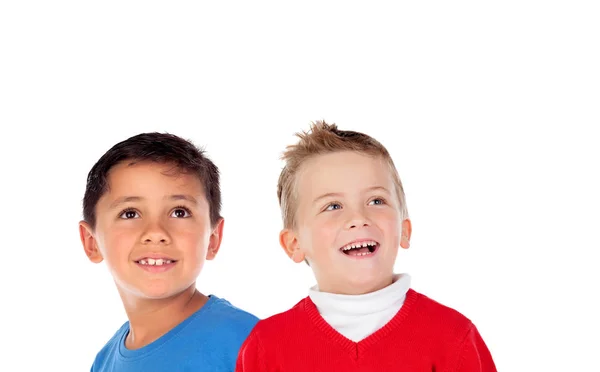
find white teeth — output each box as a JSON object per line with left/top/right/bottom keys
{"left": 341, "top": 240, "right": 378, "bottom": 251}
{"left": 137, "top": 258, "right": 173, "bottom": 266}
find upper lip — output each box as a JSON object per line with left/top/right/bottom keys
{"left": 339, "top": 239, "right": 380, "bottom": 251}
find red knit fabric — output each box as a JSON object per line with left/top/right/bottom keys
{"left": 236, "top": 289, "right": 496, "bottom": 371}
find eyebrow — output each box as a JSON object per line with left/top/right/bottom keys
{"left": 366, "top": 186, "right": 390, "bottom": 194}
{"left": 169, "top": 194, "right": 198, "bottom": 204}
{"left": 109, "top": 196, "right": 142, "bottom": 209}
{"left": 313, "top": 192, "right": 343, "bottom": 205}
{"left": 312, "top": 186, "right": 390, "bottom": 204}
{"left": 109, "top": 194, "right": 199, "bottom": 209}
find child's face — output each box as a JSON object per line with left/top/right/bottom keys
{"left": 80, "top": 161, "right": 223, "bottom": 300}
{"left": 282, "top": 151, "right": 410, "bottom": 295}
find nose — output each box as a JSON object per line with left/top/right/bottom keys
{"left": 344, "top": 208, "right": 370, "bottom": 230}
{"left": 141, "top": 221, "right": 171, "bottom": 244}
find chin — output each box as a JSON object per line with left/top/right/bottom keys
{"left": 137, "top": 288, "right": 176, "bottom": 300}
{"left": 344, "top": 273, "right": 393, "bottom": 293}
{"left": 131, "top": 282, "right": 185, "bottom": 300}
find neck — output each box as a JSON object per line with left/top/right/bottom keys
{"left": 317, "top": 275, "right": 394, "bottom": 295}
{"left": 118, "top": 284, "right": 208, "bottom": 349}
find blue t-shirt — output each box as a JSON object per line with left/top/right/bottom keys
{"left": 91, "top": 295, "right": 259, "bottom": 372}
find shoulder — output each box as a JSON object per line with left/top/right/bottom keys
{"left": 237, "top": 298, "right": 307, "bottom": 364}
{"left": 206, "top": 295, "right": 260, "bottom": 326}
{"left": 408, "top": 289, "right": 476, "bottom": 338}
{"left": 247, "top": 297, "right": 308, "bottom": 339}
{"left": 90, "top": 322, "right": 129, "bottom": 370}
{"left": 408, "top": 290, "right": 497, "bottom": 370}
{"left": 411, "top": 289, "right": 472, "bottom": 320}
{"left": 192, "top": 295, "right": 260, "bottom": 339}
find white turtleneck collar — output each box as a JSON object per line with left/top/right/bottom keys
{"left": 308, "top": 274, "right": 411, "bottom": 342}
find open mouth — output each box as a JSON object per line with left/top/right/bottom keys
{"left": 135, "top": 258, "right": 177, "bottom": 266}
{"left": 339, "top": 240, "right": 379, "bottom": 257}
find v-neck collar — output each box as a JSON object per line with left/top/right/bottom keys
{"left": 303, "top": 289, "right": 419, "bottom": 360}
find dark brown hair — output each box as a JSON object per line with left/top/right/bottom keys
{"left": 83, "top": 132, "right": 221, "bottom": 228}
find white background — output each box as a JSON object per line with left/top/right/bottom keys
{"left": 1, "top": 1, "right": 599, "bottom": 371}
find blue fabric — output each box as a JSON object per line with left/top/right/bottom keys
{"left": 91, "top": 295, "right": 258, "bottom": 371}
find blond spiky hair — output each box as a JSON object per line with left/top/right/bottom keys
{"left": 277, "top": 120, "right": 408, "bottom": 228}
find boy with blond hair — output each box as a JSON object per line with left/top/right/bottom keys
{"left": 236, "top": 121, "right": 496, "bottom": 371}
{"left": 80, "top": 132, "right": 258, "bottom": 371}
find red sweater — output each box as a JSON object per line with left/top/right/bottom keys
{"left": 236, "top": 289, "right": 496, "bottom": 371}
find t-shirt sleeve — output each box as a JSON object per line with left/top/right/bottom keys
{"left": 235, "top": 329, "right": 268, "bottom": 372}
{"left": 454, "top": 324, "right": 497, "bottom": 372}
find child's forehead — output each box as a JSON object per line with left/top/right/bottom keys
{"left": 105, "top": 161, "right": 205, "bottom": 195}
{"left": 295, "top": 152, "right": 393, "bottom": 195}
{"left": 300, "top": 151, "right": 388, "bottom": 176}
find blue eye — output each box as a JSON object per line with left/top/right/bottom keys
{"left": 369, "top": 198, "right": 385, "bottom": 206}
{"left": 119, "top": 209, "right": 139, "bottom": 219}
{"left": 325, "top": 203, "right": 342, "bottom": 211}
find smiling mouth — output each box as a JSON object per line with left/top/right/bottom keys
{"left": 135, "top": 258, "right": 177, "bottom": 266}
{"left": 340, "top": 240, "right": 379, "bottom": 256}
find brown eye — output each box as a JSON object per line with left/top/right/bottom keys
{"left": 171, "top": 208, "right": 191, "bottom": 218}
{"left": 119, "top": 210, "right": 139, "bottom": 219}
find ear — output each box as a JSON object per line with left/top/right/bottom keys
{"left": 400, "top": 218, "right": 412, "bottom": 249}
{"left": 79, "top": 221, "right": 104, "bottom": 263}
{"left": 279, "top": 228, "right": 304, "bottom": 263}
{"left": 206, "top": 218, "right": 225, "bottom": 260}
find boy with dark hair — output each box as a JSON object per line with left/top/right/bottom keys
{"left": 80, "top": 132, "right": 258, "bottom": 371}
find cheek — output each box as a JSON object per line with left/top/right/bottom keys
{"left": 174, "top": 224, "right": 209, "bottom": 252}
{"left": 320, "top": 219, "right": 338, "bottom": 239}
{"left": 91, "top": 233, "right": 132, "bottom": 272}
{"left": 308, "top": 218, "right": 338, "bottom": 251}
{"left": 378, "top": 211, "right": 402, "bottom": 241}
{"left": 103, "top": 228, "right": 137, "bottom": 258}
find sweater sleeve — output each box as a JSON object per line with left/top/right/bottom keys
{"left": 454, "top": 324, "right": 497, "bottom": 372}
{"left": 235, "top": 329, "right": 268, "bottom": 372}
